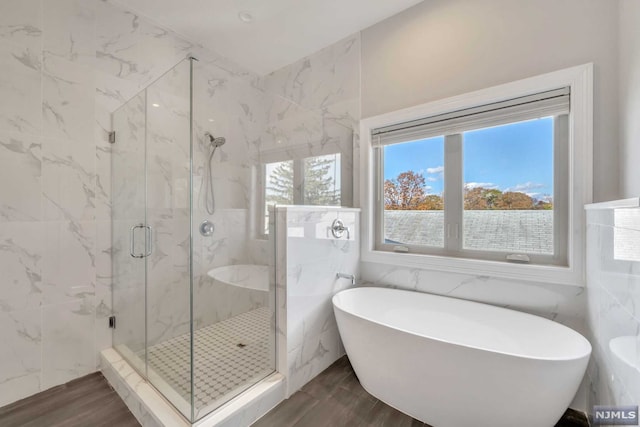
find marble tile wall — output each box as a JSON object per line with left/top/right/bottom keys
{"left": 360, "top": 263, "right": 587, "bottom": 335}
{"left": 0, "top": 0, "right": 261, "bottom": 407}
{"left": 254, "top": 33, "right": 361, "bottom": 207}
{"left": 274, "top": 206, "right": 360, "bottom": 396}
{"left": 584, "top": 204, "right": 640, "bottom": 416}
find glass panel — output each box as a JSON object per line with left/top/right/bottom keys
{"left": 264, "top": 160, "right": 294, "bottom": 233}
{"left": 303, "top": 153, "right": 341, "bottom": 205}
{"left": 111, "top": 91, "right": 147, "bottom": 377}
{"left": 144, "top": 59, "right": 193, "bottom": 419}
{"left": 382, "top": 136, "right": 445, "bottom": 247}
{"left": 190, "top": 61, "right": 276, "bottom": 420}
{"left": 462, "top": 117, "right": 554, "bottom": 255}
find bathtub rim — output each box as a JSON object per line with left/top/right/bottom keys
{"left": 332, "top": 286, "right": 592, "bottom": 362}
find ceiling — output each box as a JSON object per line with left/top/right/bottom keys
{"left": 111, "top": 0, "right": 423, "bottom": 75}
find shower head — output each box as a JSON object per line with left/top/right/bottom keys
{"left": 205, "top": 132, "right": 226, "bottom": 147}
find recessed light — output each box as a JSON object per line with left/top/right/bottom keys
{"left": 238, "top": 11, "right": 253, "bottom": 23}
{"left": 152, "top": 103, "right": 160, "bottom": 108}
{"left": 208, "top": 118, "right": 215, "bottom": 122}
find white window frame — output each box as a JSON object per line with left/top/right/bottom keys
{"left": 360, "top": 64, "right": 593, "bottom": 286}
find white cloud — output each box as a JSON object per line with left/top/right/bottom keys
{"left": 426, "top": 165, "right": 444, "bottom": 174}
{"left": 464, "top": 182, "right": 498, "bottom": 190}
{"left": 426, "top": 177, "right": 438, "bottom": 182}
{"left": 506, "top": 182, "right": 545, "bottom": 193}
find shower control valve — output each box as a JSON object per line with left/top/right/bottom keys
{"left": 331, "top": 218, "right": 351, "bottom": 239}
{"left": 200, "top": 220, "right": 215, "bottom": 237}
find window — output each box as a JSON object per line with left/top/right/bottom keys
{"left": 361, "top": 64, "right": 593, "bottom": 285}
{"left": 374, "top": 89, "right": 569, "bottom": 266}
{"left": 262, "top": 153, "right": 341, "bottom": 233}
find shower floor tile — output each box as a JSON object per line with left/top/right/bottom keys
{"left": 139, "top": 307, "right": 274, "bottom": 413}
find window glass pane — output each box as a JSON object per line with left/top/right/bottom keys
{"left": 264, "top": 160, "right": 294, "bottom": 232}
{"left": 303, "top": 154, "right": 341, "bottom": 205}
{"left": 382, "top": 136, "right": 445, "bottom": 247}
{"left": 462, "top": 117, "right": 554, "bottom": 255}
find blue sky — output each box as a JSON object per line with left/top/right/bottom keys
{"left": 383, "top": 117, "right": 554, "bottom": 200}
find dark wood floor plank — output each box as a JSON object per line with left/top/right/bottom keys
{"left": 252, "top": 390, "right": 320, "bottom": 427}
{"left": 0, "top": 357, "right": 589, "bottom": 427}
{"left": 0, "top": 372, "right": 140, "bottom": 427}
{"left": 254, "top": 356, "right": 586, "bottom": 427}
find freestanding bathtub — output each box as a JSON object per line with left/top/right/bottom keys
{"left": 332, "top": 287, "right": 591, "bottom": 427}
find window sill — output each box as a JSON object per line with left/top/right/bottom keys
{"left": 361, "top": 249, "right": 583, "bottom": 287}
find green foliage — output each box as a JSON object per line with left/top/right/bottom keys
{"left": 265, "top": 161, "right": 294, "bottom": 205}
{"left": 265, "top": 156, "right": 340, "bottom": 207}
{"left": 303, "top": 156, "right": 340, "bottom": 205}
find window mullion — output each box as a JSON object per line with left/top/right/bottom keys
{"left": 444, "top": 134, "right": 463, "bottom": 253}
{"left": 293, "top": 159, "right": 304, "bottom": 204}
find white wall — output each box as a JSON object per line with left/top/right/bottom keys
{"left": 357, "top": 1, "right": 623, "bottom": 411}
{"left": 361, "top": 0, "right": 619, "bottom": 202}
{"left": 619, "top": 0, "right": 640, "bottom": 198}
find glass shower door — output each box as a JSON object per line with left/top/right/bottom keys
{"left": 111, "top": 58, "right": 193, "bottom": 420}
{"left": 144, "top": 59, "right": 193, "bottom": 419}
{"left": 111, "top": 90, "right": 147, "bottom": 377}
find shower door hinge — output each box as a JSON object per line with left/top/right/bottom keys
{"left": 108, "top": 316, "right": 116, "bottom": 329}
{"left": 108, "top": 131, "right": 116, "bottom": 144}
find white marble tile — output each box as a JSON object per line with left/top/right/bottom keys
{"left": 585, "top": 204, "right": 640, "bottom": 411}
{"left": 0, "top": 0, "right": 41, "bottom": 50}
{"left": 0, "top": 308, "right": 41, "bottom": 407}
{"left": 42, "top": 297, "right": 96, "bottom": 389}
{"left": 0, "top": 40, "right": 41, "bottom": 135}
{"left": 276, "top": 206, "right": 359, "bottom": 396}
{"left": 101, "top": 348, "right": 187, "bottom": 427}
{"left": 95, "top": 142, "right": 111, "bottom": 221}
{"left": 42, "top": 220, "right": 96, "bottom": 305}
{"left": 0, "top": 132, "right": 41, "bottom": 222}
{"left": 95, "top": 1, "right": 193, "bottom": 87}
{"left": 41, "top": 136, "right": 96, "bottom": 222}
{"left": 42, "top": 54, "right": 95, "bottom": 143}
{"left": 94, "top": 220, "right": 112, "bottom": 364}
{"left": 42, "top": 0, "right": 96, "bottom": 66}
{"left": 0, "top": 221, "right": 43, "bottom": 313}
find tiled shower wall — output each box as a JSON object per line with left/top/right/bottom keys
{"left": 0, "top": 0, "right": 256, "bottom": 406}
{"left": 247, "top": 33, "right": 361, "bottom": 264}
{"left": 585, "top": 204, "right": 640, "bottom": 413}
{"left": 0, "top": 0, "right": 361, "bottom": 407}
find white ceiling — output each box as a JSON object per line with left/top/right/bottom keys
{"left": 111, "top": 0, "right": 423, "bottom": 75}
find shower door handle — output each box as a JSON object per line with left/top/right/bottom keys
{"left": 130, "top": 224, "right": 153, "bottom": 258}
{"left": 130, "top": 224, "right": 145, "bottom": 259}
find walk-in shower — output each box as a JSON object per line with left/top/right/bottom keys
{"left": 110, "top": 57, "right": 276, "bottom": 423}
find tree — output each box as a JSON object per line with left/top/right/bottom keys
{"left": 417, "top": 195, "right": 444, "bottom": 210}
{"left": 384, "top": 171, "right": 428, "bottom": 210}
{"left": 464, "top": 187, "right": 502, "bottom": 210}
{"left": 494, "top": 191, "right": 535, "bottom": 209}
{"left": 303, "top": 156, "right": 340, "bottom": 205}
{"left": 464, "top": 186, "right": 552, "bottom": 210}
{"left": 266, "top": 161, "right": 294, "bottom": 205}
{"left": 265, "top": 156, "right": 340, "bottom": 206}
